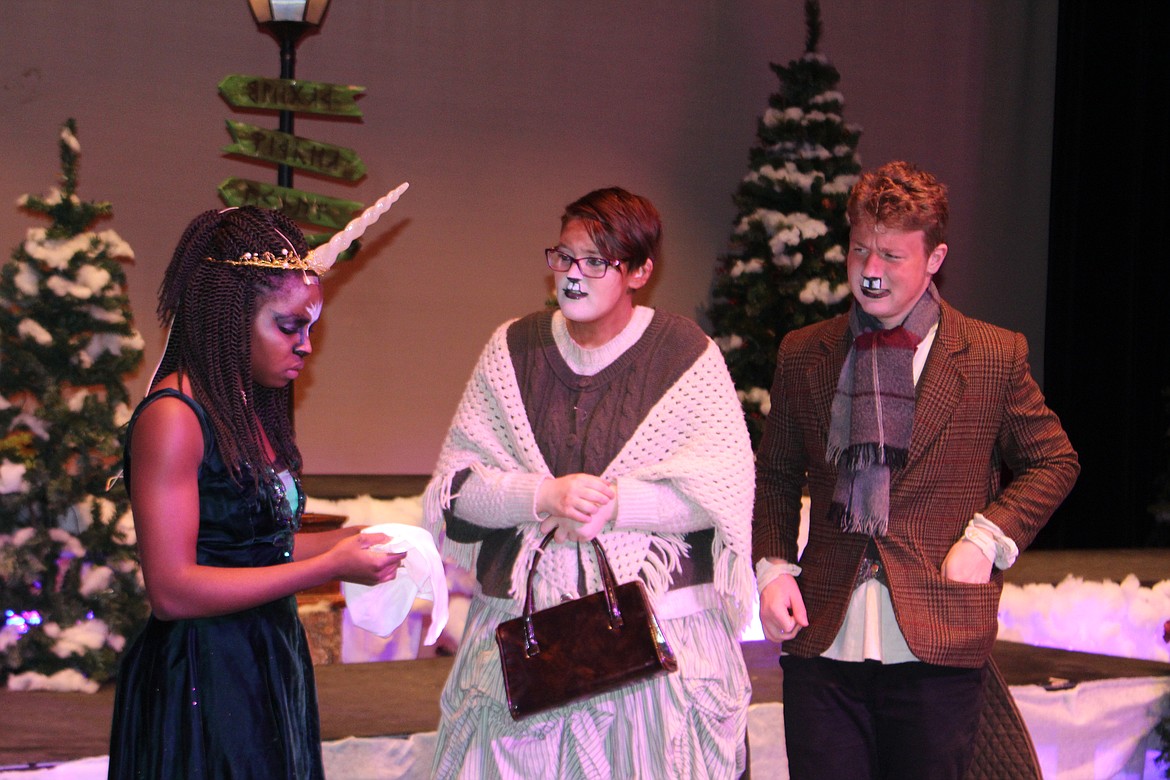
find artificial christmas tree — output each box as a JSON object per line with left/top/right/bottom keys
{"left": 0, "top": 119, "right": 148, "bottom": 691}
{"left": 706, "top": 0, "right": 862, "bottom": 446}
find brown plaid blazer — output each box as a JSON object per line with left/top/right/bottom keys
{"left": 753, "top": 300, "right": 1078, "bottom": 668}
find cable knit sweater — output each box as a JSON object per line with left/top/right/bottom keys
{"left": 423, "top": 308, "right": 756, "bottom": 632}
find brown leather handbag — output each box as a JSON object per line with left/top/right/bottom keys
{"left": 495, "top": 531, "right": 679, "bottom": 720}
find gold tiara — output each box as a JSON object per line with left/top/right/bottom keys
{"left": 207, "top": 247, "right": 328, "bottom": 273}
{"left": 206, "top": 182, "right": 409, "bottom": 278}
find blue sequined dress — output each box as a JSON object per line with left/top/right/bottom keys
{"left": 108, "top": 389, "right": 323, "bottom": 779}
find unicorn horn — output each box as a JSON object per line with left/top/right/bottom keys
{"left": 305, "top": 181, "right": 409, "bottom": 275}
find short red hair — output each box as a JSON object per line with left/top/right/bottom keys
{"left": 847, "top": 161, "right": 949, "bottom": 252}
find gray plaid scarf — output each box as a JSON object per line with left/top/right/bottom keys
{"left": 827, "top": 283, "right": 940, "bottom": 536}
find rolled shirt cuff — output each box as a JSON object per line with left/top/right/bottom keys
{"left": 755, "top": 556, "right": 802, "bottom": 594}
{"left": 964, "top": 513, "right": 1020, "bottom": 569}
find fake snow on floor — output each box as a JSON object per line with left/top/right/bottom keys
{"left": 305, "top": 494, "right": 1170, "bottom": 664}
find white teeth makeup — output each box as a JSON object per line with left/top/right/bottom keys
{"left": 561, "top": 277, "right": 589, "bottom": 301}
{"left": 861, "top": 277, "right": 883, "bottom": 291}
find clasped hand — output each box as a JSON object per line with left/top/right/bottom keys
{"left": 332, "top": 533, "right": 406, "bottom": 586}
{"left": 536, "top": 474, "right": 616, "bottom": 543}
{"left": 759, "top": 573, "right": 808, "bottom": 643}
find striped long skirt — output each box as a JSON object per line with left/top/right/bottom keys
{"left": 430, "top": 591, "right": 751, "bottom": 780}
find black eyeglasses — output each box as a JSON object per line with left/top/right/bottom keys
{"left": 545, "top": 248, "right": 623, "bottom": 279}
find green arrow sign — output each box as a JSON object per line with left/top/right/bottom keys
{"left": 223, "top": 120, "right": 367, "bottom": 181}
{"left": 218, "top": 178, "right": 364, "bottom": 230}
{"left": 218, "top": 75, "right": 364, "bottom": 117}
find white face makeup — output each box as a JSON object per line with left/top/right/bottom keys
{"left": 563, "top": 277, "right": 585, "bottom": 300}
{"left": 250, "top": 275, "right": 324, "bottom": 388}
{"left": 552, "top": 220, "right": 641, "bottom": 347}
{"left": 847, "top": 221, "right": 946, "bottom": 329}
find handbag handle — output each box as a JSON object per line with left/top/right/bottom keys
{"left": 520, "top": 530, "right": 624, "bottom": 656}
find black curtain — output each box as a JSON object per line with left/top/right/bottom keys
{"left": 1039, "top": 1, "right": 1170, "bottom": 548}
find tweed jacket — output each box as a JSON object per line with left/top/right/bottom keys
{"left": 752, "top": 300, "right": 1079, "bottom": 668}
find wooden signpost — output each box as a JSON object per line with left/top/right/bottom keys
{"left": 218, "top": 75, "right": 364, "bottom": 117}
{"left": 218, "top": 73, "right": 370, "bottom": 245}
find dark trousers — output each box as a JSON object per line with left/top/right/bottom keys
{"left": 780, "top": 655, "right": 986, "bottom": 780}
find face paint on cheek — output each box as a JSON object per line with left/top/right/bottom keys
{"left": 305, "top": 299, "right": 322, "bottom": 327}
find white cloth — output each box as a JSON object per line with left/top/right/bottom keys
{"left": 342, "top": 523, "right": 449, "bottom": 647}
{"left": 1011, "top": 676, "right": 1170, "bottom": 780}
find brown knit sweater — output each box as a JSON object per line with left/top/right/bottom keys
{"left": 446, "top": 309, "right": 713, "bottom": 597}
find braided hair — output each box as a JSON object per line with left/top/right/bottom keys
{"left": 154, "top": 206, "right": 310, "bottom": 487}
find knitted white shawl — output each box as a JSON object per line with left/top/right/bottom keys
{"left": 423, "top": 318, "right": 756, "bottom": 632}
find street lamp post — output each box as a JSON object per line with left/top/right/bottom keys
{"left": 246, "top": 0, "right": 332, "bottom": 188}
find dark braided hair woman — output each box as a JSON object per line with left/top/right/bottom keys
{"left": 107, "top": 205, "right": 406, "bottom": 778}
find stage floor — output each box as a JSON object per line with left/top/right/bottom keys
{"left": 3, "top": 545, "right": 1168, "bottom": 770}
{"left": 2, "top": 639, "right": 1168, "bottom": 770}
